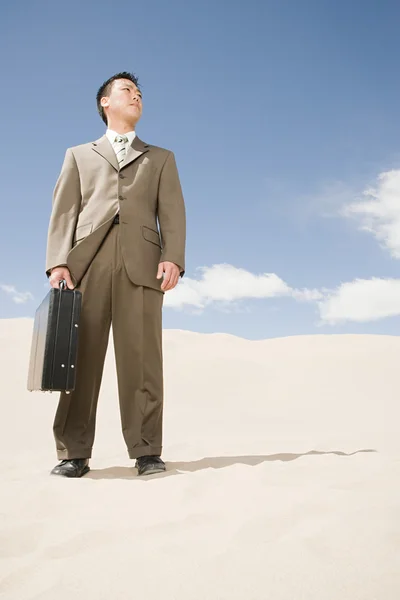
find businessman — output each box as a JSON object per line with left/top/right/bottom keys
{"left": 46, "top": 71, "right": 186, "bottom": 477}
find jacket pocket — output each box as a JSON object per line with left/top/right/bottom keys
{"left": 73, "top": 223, "right": 93, "bottom": 245}
{"left": 141, "top": 225, "right": 161, "bottom": 248}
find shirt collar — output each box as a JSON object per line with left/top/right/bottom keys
{"left": 106, "top": 128, "right": 136, "bottom": 145}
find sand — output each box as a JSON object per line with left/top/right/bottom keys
{"left": 0, "top": 318, "right": 399, "bottom": 599}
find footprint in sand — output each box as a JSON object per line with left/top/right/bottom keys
{"left": 0, "top": 523, "right": 44, "bottom": 558}
{"left": 42, "top": 529, "right": 126, "bottom": 559}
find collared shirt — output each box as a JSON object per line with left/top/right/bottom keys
{"left": 106, "top": 129, "right": 136, "bottom": 156}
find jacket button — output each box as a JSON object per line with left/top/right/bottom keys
{"left": 119, "top": 174, "right": 125, "bottom": 179}
{"left": 118, "top": 195, "right": 125, "bottom": 201}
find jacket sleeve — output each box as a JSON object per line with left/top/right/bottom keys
{"left": 157, "top": 151, "right": 186, "bottom": 277}
{"left": 45, "top": 148, "right": 81, "bottom": 277}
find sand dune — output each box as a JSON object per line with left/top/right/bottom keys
{"left": 0, "top": 318, "right": 399, "bottom": 599}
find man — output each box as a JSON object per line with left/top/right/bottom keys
{"left": 45, "top": 71, "right": 186, "bottom": 478}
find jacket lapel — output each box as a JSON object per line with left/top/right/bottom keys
{"left": 92, "top": 136, "right": 119, "bottom": 171}
{"left": 91, "top": 135, "right": 149, "bottom": 171}
{"left": 121, "top": 136, "right": 149, "bottom": 170}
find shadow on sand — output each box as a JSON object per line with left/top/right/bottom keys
{"left": 84, "top": 448, "right": 377, "bottom": 480}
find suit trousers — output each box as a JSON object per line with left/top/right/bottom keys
{"left": 53, "top": 223, "right": 164, "bottom": 460}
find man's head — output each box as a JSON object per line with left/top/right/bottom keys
{"left": 96, "top": 72, "right": 142, "bottom": 128}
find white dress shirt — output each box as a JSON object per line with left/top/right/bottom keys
{"left": 106, "top": 129, "right": 136, "bottom": 156}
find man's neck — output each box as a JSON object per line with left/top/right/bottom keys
{"left": 107, "top": 121, "right": 136, "bottom": 135}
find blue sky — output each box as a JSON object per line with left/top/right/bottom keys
{"left": 1, "top": 0, "right": 400, "bottom": 339}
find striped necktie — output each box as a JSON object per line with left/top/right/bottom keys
{"left": 114, "top": 134, "right": 129, "bottom": 167}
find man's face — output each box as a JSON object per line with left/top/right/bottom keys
{"left": 101, "top": 78, "right": 143, "bottom": 125}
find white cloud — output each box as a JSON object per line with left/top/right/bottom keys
{"left": 164, "top": 264, "right": 400, "bottom": 325}
{"left": 1, "top": 285, "right": 34, "bottom": 304}
{"left": 316, "top": 277, "right": 400, "bottom": 324}
{"left": 292, "top": 288, "right": 324, "bottom": 302}
{"left": 307, "top": 180, "right": 358, "bottom": 219}
{"left": 343, "top": 169, "right": 400, "bottom": 258}
{"left": 164, "top": 263, "right": 320, "bottom": 311}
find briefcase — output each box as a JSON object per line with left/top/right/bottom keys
{"left": 27, "top": 281, "right": 82, "bottom": 393}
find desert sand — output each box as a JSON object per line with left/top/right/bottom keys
{"left": 0, "top": 318, "right": 399, "bottom": 599}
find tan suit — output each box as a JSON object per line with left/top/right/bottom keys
{"left": 46, "top": 134, "right": 186, "bottom": 460}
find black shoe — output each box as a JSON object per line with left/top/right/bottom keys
{"left": 50, "top": 458, "right": 90, "bottom": 478}
{"left": 135, "top": 455, "right": 166, "bottom": 476}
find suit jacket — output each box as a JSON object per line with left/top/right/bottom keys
{"left": 45, "top": 134, "right": 186, "bottom": 292}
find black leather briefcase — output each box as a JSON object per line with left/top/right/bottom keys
{"left": 27, "top": 281, "right": 82, "bottom": 393}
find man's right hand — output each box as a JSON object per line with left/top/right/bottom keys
{"left": 49, "top": 266, "right": 75, "bottom": 289}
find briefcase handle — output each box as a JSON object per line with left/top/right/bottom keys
{"left": 59, "top": 279, "right": 67, "bottom": 290}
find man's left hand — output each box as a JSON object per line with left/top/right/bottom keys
{"left": 157, "top": 261, "right": 180, "bottom": 291}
